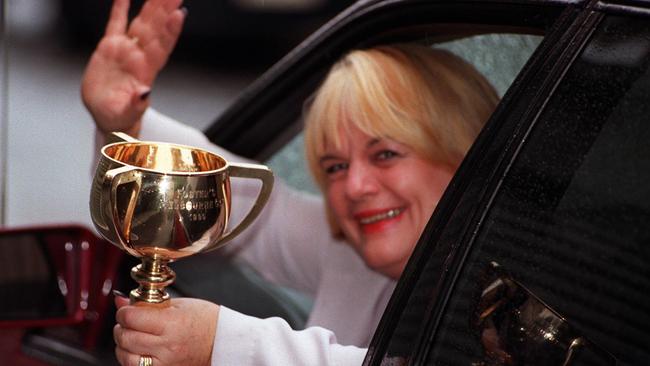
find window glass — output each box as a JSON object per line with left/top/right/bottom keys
{"left": 439, "top": 34, "right": 541, "bottom": 97}
{"left": 266, "top": 133, "right": 319, "bottom": 194}
{"left": 427, "top": 15, "right": 650, "bottom": 365}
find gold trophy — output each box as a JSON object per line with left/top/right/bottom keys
{"left": 90, "top": 133, "right": 273, "bottom": 305}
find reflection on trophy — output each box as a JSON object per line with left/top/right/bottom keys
{"left": 90, "top": 132, "right": 273, "bottom": 305}
{"left": 474, "top": 262, "right": 617, "bottom": 366}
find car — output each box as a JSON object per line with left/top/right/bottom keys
{"left": 2, "top": 0, "right": 650, "bottom": 364}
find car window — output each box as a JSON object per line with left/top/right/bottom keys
{"left": 264, "top": 33, "right": 542, "bottom": 195}
{"left": 426, "top": 14, "right": 650, "bottom": 365}
{"left": 266, "top": 133, "right": 319, "bottom": 194}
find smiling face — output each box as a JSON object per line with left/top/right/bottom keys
{"left": 320, "top": 126, "right": 455, "bottom": 279}
{"left": 304, "top": 45, "right": 498, "bottom": 279}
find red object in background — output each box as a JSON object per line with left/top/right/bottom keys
{"left": 0, "top": 329, "right": 50, "bottom": 366}
{"left": 0, "top": 224, "right": 124, "bottom": 364}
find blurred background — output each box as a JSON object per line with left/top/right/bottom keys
{"left": 0, "top": 0, "right": 350, "bottom": 228}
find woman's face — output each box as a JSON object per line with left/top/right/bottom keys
{"left": 320, "top": 126, "right": 455, "bottom": 279}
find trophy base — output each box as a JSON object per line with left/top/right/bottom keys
{"left": 129, "top": 256, "right": 176, "bottom": 305}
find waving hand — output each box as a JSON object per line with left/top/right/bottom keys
{"left": 81, "top": 0, "right": 186, "bottom": 137}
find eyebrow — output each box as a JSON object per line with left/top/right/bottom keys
{"left": 367, "top": 138, "right": 381, "bottom": 147}
{"left": 318, "top": 137, "right": 383, "bottom": 164}
{"left": 319, "top": 155, "right": 339, "bottom": 165}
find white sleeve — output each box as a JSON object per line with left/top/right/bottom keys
{"left": 138, "top": 109, "right": 248, "bottom": 163}
{"left": 134, "top": 108, "right": 335, "bottom": 294}
{"left": 212, "top": 306, "right": 366, "bottom": 366}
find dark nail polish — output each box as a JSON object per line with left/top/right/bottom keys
{"left": 113, "top": 289, "right": 128, "bottom": 299}
{"left": 139, "top": 91, "right": 151, "bottom": 100}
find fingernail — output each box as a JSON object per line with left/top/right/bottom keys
{"left": 181, "top": 6, "right": 188, "bottom": 15}
{"left": 139, "top": 90, "right": 151, "bottom": 100}
{"left": 113, "top": 289, "right": 128, "bottom": 299}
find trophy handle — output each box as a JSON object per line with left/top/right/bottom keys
{"left": 214, "top": 162, "right": 274, "bottom": 248}
{"left": 106, "top": 131, "right": 139, "bottom": 144}
{"left": 102, "top": 165, "right": 143, "bottom": 253}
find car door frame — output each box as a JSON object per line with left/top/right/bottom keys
{"left": 363, "top": 0, "right": 650, "bottom": 364}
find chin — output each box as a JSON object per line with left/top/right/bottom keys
{"left": 361, "top": 252, "right": 403, "bottom": 277}
{"left": 373, "top": 263, "right": 404, "bottom": 279}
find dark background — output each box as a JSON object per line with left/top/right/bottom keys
{"left": 57, "top": 0, "right": 354, "bottom": 70}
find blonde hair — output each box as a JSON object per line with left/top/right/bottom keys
{"left": 304, "top": 44, "right": 499, "bottom": 238}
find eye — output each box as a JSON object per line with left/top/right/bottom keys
{"left": 324, "top": 162, "right": 349, "bottom": 176}
{"left": 375, "top": 150, "right": 399, "bottom": 161}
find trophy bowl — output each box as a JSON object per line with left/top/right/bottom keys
{"left": 90, "top": 133, "right": 273, "bottom": 305}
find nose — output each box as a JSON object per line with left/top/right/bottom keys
{"left": 345, "top": 161, "right": 379, "bottom": 200}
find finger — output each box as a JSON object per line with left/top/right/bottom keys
{"left": 151, "top": 6, "right": 186, "bottom": 50}
{"left": 145, "top": 8, "right": 187, "bottom": 59}
{"left": 140, "top": 8, "right": 185, "bottom": 69}
{"left": 114, "top": 290, "right": 130, "bottom": 309}
{"left": 105, "top": 0, "right": 130, "bottom": 36}
{"left": 133, "top": 0, "right": 182, "bottom": 33}
{"left": 115, "top": 346, "right": 159, "bottom": 366}
{"left": 162, "top": 8, "right": 186, "bottom": 51}
{"left": 131, "top": 0, "right": 161, "bottom": 26}
{"left": 116, "top": 305, "right": 166, "bottom": 335}
{"left": 169, "top": 0, "right": 184, "bottom": 11}
{"left": 113, "top": 324, "right": 164, "bottom": 355}
{"left": 157, "top": 0, "right": 184, "bottom": 13}
{"left": 128, "top": 5, "right": 185, "bottom": 55}
{"left": 114, "top": 346, "right": 129, "bottom": 366}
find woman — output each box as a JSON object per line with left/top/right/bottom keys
{"left": 82, "top": 1, "right": 499, "bottom": 365}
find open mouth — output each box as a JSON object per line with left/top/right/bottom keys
{"left": 359, "top": 208, "right": 404, "bottom": 225}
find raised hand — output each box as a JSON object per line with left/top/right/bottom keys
{"left": 113, "top": 296, "right": 219, "bottom": 366}
{"left": 81, "top": 0, "right": 186, "bottom": 137}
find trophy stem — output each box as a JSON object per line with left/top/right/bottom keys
{"left": 129, "top": 256, "right": 176, "bottom": 305}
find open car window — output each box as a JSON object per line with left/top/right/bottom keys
{"left": 265, "top": 33, "right": 542, "bottom": 194}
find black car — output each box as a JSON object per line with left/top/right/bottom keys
{"left": 2, "top": 0, "right": 650, "bottom": 364}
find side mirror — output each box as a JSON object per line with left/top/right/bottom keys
{"left": 0, "top": 225, "right": 98, "bottom": 328}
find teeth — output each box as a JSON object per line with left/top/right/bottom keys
{"left": 359, "top": 208, "right": 402, "bottom": 225}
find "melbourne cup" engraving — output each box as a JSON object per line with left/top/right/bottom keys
{"left": 162, "top": 188, "right": 225, "bottom": 222}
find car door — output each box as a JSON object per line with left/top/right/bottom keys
{"left": 364, "top": 2, "right": 650, "bottom": 365}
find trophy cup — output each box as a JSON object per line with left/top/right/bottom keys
{"left": 90, "top": 132, "right": 273, "bottom": 305}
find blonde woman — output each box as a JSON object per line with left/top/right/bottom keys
{"left": 82, "top": 1, "right": 498, "bottom": 365}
